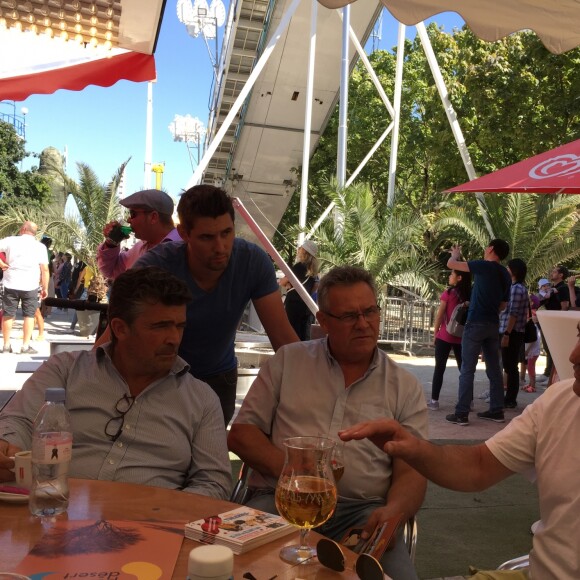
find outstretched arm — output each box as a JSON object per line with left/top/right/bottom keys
{"left": 339, "top": 419, "right": 513, "bottom": 492}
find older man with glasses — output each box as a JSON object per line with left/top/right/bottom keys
{"left": 97, "top": 189, "right": 182, "bottom": 280}
{"left": 0, "top": 267, "right": 232, "bottom": 500}
{"left": 228, "top": 265, "right": 428, "bottom": 579}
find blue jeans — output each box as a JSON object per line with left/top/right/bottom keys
{"left": 247, "top": 491, "right": 418, "bottom": 579}
{"left": 456, "top": 321, "right": 503, "bottom": 414}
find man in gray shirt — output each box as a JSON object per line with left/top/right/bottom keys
{"left": 0, "top": 267, "right": 232, "bottom": 500}
{"left": 228, "top": 266, "right": 428, "bottom": 579}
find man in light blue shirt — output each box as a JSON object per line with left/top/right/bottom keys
{"left": 0, "top": 267, "right": 232, "bottom": 499}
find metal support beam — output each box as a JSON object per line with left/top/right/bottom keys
{"left": 416, "top": 22, "right": 494, "bottom": 237}
{"left": 298, "top": 0, "right": 318, "bottom": 246}
{"left": 143, "top": 82, "right": 153, "bottom": 189}
{"left": 338, "top": 11, "right": 394, "bottom": 118}
{"left": 234, "top": 198, "right": 318, "bottom": 315}
{"left": 336, "top": 4, "right": 350, "bottom": 189}
{"left": 387, "top": 23, "right": 405, "bottom": 206}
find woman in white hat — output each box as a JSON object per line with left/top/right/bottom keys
{"left": 279, "top": 240, "right": 319, "bottom": 340}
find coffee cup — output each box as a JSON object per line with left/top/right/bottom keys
{"left": 8, "top": 451, "right": 32, "bottom": 490}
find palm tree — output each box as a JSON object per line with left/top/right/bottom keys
{"left": 0, "top": 160, "right": 128, "bottom": 272}
{"left": 307, "top": 180, "right": 439, "bottom": 298}
{"left": 59, "top": 160, "right": 129, "bottom": 268}
{"left": 432, "top": 192, "right": 580, "bottom": 283}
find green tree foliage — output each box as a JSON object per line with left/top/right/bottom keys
{"left": 312, "top": 180, "right": 438, "bottom": 297}
{"left": 276, "top": 26, "right": 580, "bottom": 293}
{"left": 0, "top": 161, "right": 128, "bottom": 271}
{"left": 432, "top": 193, "right": 580, "bottom": 283}
{"left": 0, "top": 120, "right": 51, "bottom": 211}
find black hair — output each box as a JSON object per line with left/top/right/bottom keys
{"left": 489, "top": 239, "right": 510, "bottom": 261}
{"left": 451, "top": 270, "right": 472, "bottom": 302}
{"left": 108, "top": 267, "right": 192, "bottom": 342}
{"left": 177, "top": 185, "right": 235, "bottom": 232}
{"left": 555, "top": 265, "right": 569, "bottom": 279}
{"left": 507, "top": 258, "right": 527, "bottom": 284}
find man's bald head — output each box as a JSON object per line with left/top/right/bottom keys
{"left": 20, "top": 221, "right": 38, "bottom": 236}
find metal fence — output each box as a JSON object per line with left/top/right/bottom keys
{"left": 379, "top": 296, "right": 438, "bottom": 355}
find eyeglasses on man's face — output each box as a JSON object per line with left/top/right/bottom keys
{"left": 105, "top": 394, "right": 135, "bottom": 442}
{"left": 128, "top": 209, "right": 153, "bottom": 219}
{"left": 322, "top": 306, "right": 381, "bottom": 325}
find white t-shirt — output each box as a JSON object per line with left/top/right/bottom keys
{"left": 0, "top": 234, "right": 49, "bottom": 291}
{"left": 486, "top": 379, "right": 580, "bottom": 579}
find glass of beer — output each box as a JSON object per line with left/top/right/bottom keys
{"left": 331, "top": 442, "right": 345, "bottom": 483}
{"left": 275, "top": 436, "right": 337, "bottom": 564}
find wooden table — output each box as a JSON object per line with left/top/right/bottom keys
{"left": 0, "top": 478, "right": 357, "bottom": 579}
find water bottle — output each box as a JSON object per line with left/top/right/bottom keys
{"left": 29, "top": 388, "right": 73, "bottom": 517}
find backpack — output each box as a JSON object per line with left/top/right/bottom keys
{"left": 446, "top": 300, "right": 469, "bottom": 337}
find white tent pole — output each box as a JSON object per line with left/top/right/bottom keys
{"left": 346, "top": 121, "right": 394, "bottom": 187}
{"left": 387, "top": 23, "right": 405, "bottom": 207}
{"left": 306, "top": 121, "right": 393, "bottom": 239}
{"left": 416, "top": 22, "right": 494, "bottom": 236}
{"left": 336, "top": 5, "right": 350, "bottom": 188}
{"left": 233, "top": 198, "right": 318, "bottom": 315}
{"left": 186, "top": 0, "right": 303, "bottom": 189}
{"left": 298, "top": 0, "right": 318, "bottom": 247}
{"left": 144, "top": 82, "right": 153, "bottom": 189}
{"left": 308, "top": 201, "right": 335, "bottom": 237}
{"left": 338, "top": 12, "right": 394, "bottom": 118}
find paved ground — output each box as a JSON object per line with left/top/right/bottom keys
{"left": 1, "top": 311, "right": 542, "bottom": 579}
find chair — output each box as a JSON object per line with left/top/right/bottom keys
{"left": 230, "top": 462, "right": 253, "bottom": 504}
{"left": 230, "top": 462, "right": 418, "bottom": 561}
{"left": 497, "top": 555, "right": 529, "bottom": 571}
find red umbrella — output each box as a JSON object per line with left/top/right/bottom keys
{"left": 445, "top": 140, "right": 580, "bottom": 195}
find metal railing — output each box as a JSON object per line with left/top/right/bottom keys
{"left": 379, "top": 296, "right": 438, "bottom": 355}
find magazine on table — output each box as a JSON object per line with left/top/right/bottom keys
{"left": 185, "top": 506, "right": 295, "bottom": 554}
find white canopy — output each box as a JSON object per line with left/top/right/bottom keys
{"left": 316, "top": 0, "right": 580, "bottom": 54}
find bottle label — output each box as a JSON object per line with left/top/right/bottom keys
{"left": 32, "top": 432, "right": 72, "bottom": 465}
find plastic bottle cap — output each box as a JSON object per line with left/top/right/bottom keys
{"left": 45, "top": 388, "right": 66, "bottom": 402}
{"left": 187, "top": 545, "right": 233, "bottom": 579}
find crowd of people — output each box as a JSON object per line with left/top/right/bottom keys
{"left": 0, "top": 192, "right": 578, "bottom": 578}
{"left": 427, "top": 240, "right": 576, "bottom": 421}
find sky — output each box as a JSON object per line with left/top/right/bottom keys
{"left": 15, "top": 3, "right": 464, "bottom": 209}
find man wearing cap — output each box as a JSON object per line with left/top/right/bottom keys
{"left": 97, "top": 189, "right": 181, "bottom": 280}
{"left": 279, "top": 239, "right": 319, "bottom": 340}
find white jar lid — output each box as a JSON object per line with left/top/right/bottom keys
{"left": 188, "top": 545, "right": 234, "bottom": 579}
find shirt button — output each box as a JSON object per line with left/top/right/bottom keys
{"left": 117, "top": 442, "right": 123, "bottom": 448}
{"left": 108, "top": 459, "right": 115, "bottom": 465}
{"left": 125, "top": 425, "right": 131, "bottom": 430}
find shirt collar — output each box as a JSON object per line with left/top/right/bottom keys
{"left": 321, "top": 336, "right": 380, "bottom": 372}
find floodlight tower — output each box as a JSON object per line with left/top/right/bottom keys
{"left": 176, "top": 0, "right": 226, "bottom": 77}
{"left": 169, "top": 114, "right": 206, "bottom": 172}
